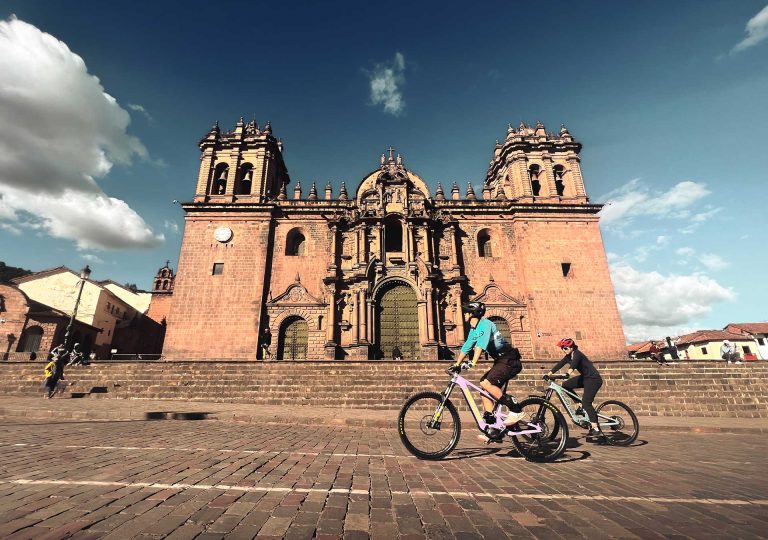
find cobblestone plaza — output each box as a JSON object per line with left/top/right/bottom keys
{"left": 0, "top": 411, "right": 766, "bottom": 539}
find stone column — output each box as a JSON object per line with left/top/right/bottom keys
{"left": 407, "top": 223, "right": 415, "bottom": 261}
{"left": 448, "top": 224, "right": 459, "bottom": 267}
{"left": 352, "top": 293, "right": 359, "bottom": 343}
{"left": 195, "top": 149, "right": 216, "bottom": 197}
{"left": 422, "top": 225, "right": 433, "bottom": 264}
{"left": 367, "top": 300, "right": 374, "bottom": 343}
{"left": 454, "top": 289, "right": 465, "bottom": 342}
{"left": 225, "top": 150, "right": 241, "bottom": 196}
{"left": 418, "top": 301, "right": 428, "bottom": 344}
{"left": 354, "top": 226, "right": 361, "bottom": 266}
{"left": 541, "top": 154, "right": 557, "bottom": 197}
{"left": 359, "top": 289, "right": 367, "bottom": 343}
{"left": 426, "top": 288, "right": 435, "bottom": 342}
{"left": 567, "top": 155, "right": 587, "bottom": 198}
{"left": 325, "top": 289, "right": 336, "bottom": 345}
{"left": 329, "top": 224, "right": 338, "bottom": 269}
{"left": 515, "top": 153, "right": 531, "bottom": 197}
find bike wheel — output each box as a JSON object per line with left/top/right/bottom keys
{"left": 510, "top": 397, "right": 568, "bottom": 462}
{"left": 596, "top": 400, "right": 639, "bottom": 446}
{"left": 398, "top": 392, "right": 461, "bottom": 460}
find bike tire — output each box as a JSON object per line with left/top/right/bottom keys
{"left": 510, "top": 397, "right": 569, "bottom": 462}
{"left": 398, "top": 391, "right": 461, "bottom": 460}
{"left": 596, "top": 400, "right": 639, "bottom": 446}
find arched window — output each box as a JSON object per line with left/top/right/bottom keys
{"left": 529, "top": 164, "right": 542, "bottom": 196}
{"left": 237, "top": 163, "right": 254, "bottom": 195}
{"left": 212, "top": 163, "right": 229, "bottom": 195}
{"left": 286, "top": 229, "right": 306, "bottom": 256}
{"left": 553, "top": 165, "right": 566, "bottom": 196}
{"left": 19, "top": 326, "right": 43, "bottom": 353}
{"left": 384, "top": 219, "right": 403, "bottom": 252}
{"left": 478, "top": 229, "right": 493, "bottom": 258}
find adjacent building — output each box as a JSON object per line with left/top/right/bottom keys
{"left": 0, "top": 282, "right": 99, "bottom": 360}
{"left": 8, "top": 266, "right": 170, "bottom": 358}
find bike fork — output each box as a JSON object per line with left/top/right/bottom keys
{"left": 430, "top": 382, "right": 456, "bottom": 427}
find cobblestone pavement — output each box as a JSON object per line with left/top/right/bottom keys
{"left": 0, "top": 418, "right": 766, "bottom": 539}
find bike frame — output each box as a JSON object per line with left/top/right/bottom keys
{"left": 433, "top": 372, "right": 542, "bottom": 437}
{"left": 542, "top": 380, "right": 620, "bottom": 428}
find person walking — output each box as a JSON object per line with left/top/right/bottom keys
{"left": 261, "top": 327, "right": 273, "bottom": 360}
{"left": 44, "top": 345, "right": 67, "bottom": 398}
{"left": 43, "top": 357, "right": 57, "bottom": 398}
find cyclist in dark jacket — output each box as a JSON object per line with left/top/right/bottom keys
{"left": 547, "top": 337, "right": 605, "bottom": 443}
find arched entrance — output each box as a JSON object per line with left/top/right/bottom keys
{"left": 375, "top": 282, "right": 419, "bottom": 360}
{"left": 277, "top": 317, "right": 308, "bottom": 360}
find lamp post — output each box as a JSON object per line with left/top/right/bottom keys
{"left": 63, "top": 265, "right": 91, "bottom": 348}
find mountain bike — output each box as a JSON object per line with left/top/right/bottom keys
{"left": 535, "top": 374, "right": 639, "bottom": 445}
{"left": 398, "top": 365, "right": 568, "bottom": 462}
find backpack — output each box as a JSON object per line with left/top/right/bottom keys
{"left": 484, "top": 319, "right": 513, "bottom": 359}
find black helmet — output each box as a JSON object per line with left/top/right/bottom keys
{"left": 462, "top": 301, "right": 486, "bottom": 318}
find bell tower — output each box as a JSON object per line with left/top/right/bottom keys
{"left": 485, "top": 122, "right": 587, "bottom": 203}
{"left": 193, "top": 117, "right": 289, "bottom": 203}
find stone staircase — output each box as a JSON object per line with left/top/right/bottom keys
{"left": 2, "top": 361, "right": 767, "bottom": 417}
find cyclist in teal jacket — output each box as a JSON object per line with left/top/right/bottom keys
{"left": 452, "top": 302, "right": 525, "bottom": 436}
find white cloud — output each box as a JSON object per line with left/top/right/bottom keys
{"left": 732, "top": 4, "right": 768, "bottom": 53}
{"left": 0, "top": 16, "right": 163, "bottom": 250}
{"left": 698, "top": 253, "right": 729, "bottom": 271}
{"left": 599, "top": 179, "right": 716, "bottom": 234}
{"left": 0, "top": 222, "right": 21, "bottom": 235}
{"left": 163, "top": 220, "right": 179, "bottom": 233}
{"left": 368, "top": 52, "right": 406, "bottom": 115}
{"left": 610, "top": 261, "right": 734, "bottom": 342}
{"left": 81, "top": 253, "right": 104, "bottom": 264}
{"left": 128, "top": 103, "right": 154, "bottom": 122}
{"left": 676, "top": 247, "right": 695, "bottom": 257}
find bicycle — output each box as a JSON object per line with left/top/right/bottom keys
{"left": 535, "top": 374, "right": 639, "bottom": 445}
{"left": 398, "top": 364, "right": 569, "bottom": 462}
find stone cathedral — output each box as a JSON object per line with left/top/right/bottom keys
{"left": 162, "top": 118, "right": 626, "bottom": 361}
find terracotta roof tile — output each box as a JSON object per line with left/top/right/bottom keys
{"left": 726, "top": 322, "right": 768, "bottom": 335}
{"left": 676, "top": 330, "right": 751, "bottom": 346}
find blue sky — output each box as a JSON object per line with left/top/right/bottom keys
{"left": 0, "top": 1, "right": 766, "bottom": 341}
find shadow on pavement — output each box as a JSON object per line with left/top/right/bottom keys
{"left": 443, "top": 447, "right": 501, "bottom": 460}
{"left": 145, "top": 411, "right": 212, "bottom": 420}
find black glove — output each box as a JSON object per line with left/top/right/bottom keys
{"left": 448, "top": 364, "right": 461, "bottom": 374}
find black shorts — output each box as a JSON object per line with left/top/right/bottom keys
{"left": 480, "top": 361, "right": 522, "bottom": 387}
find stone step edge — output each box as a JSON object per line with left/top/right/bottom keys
{"left": 0, "top": 406, "right": 764, "bottom": 434}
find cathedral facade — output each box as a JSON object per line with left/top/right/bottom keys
{"left": 162, "top": 118, "right": 626, "bottom": 361}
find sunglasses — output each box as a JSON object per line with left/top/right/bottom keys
{"left": 560, "top": 346, "right": 571, "bottom": 351}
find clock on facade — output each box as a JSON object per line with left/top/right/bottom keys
{"left": 213, "top": 226, "right": 233, "bottom": 243}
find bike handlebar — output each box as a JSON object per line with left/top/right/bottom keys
{"left": 543, "top": 374, "right": 569, "bottom": 381}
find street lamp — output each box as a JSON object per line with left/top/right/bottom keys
{"left": 63, "top": 265, "right": 91, "bottom": 348}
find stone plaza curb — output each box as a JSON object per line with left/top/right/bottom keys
{"left": 0, "top": 397, "right": 765, "bottom": 434}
